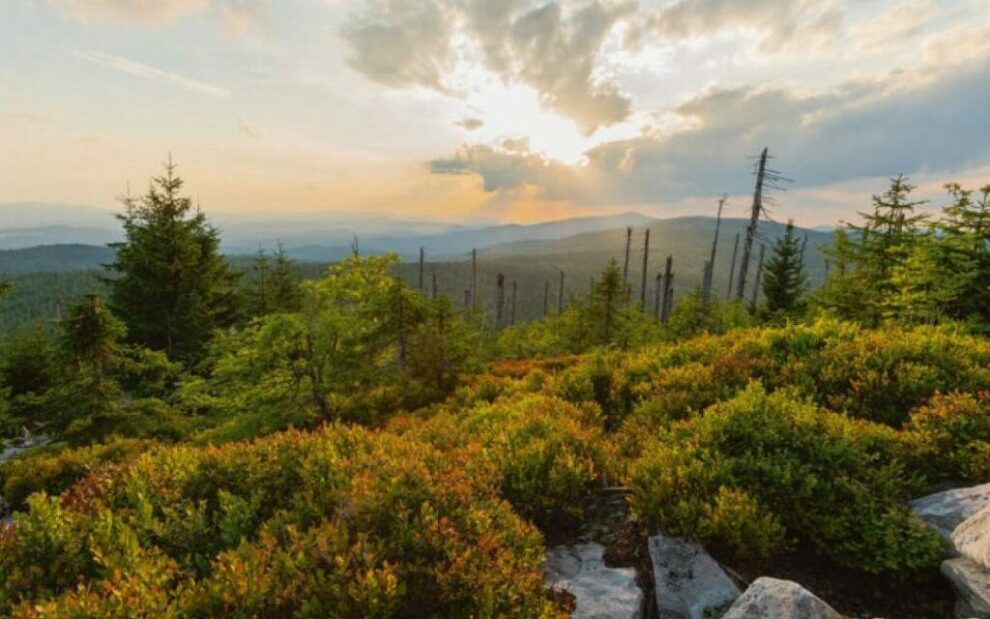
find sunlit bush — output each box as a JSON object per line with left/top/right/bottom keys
{"left": 628, "top": 384, "right": 941, "bottom": 573}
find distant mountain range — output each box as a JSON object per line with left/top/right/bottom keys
{"left": 0, "top": 203, "right": 655, "bottom": 258}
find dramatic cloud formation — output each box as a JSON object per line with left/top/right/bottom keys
{"left": 431, "top": 42, "right": 990, "bottom": 205}
{"left": 343, "top": 0, "right": 636, "bottom": 133}
{"left": 637, "top": 0, "right": 844, "bottom": 52}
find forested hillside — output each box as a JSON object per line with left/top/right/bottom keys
{"left": 2, "top": 166, "right": 990, "bottom": 617}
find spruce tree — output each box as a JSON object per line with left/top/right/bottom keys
{"left": 247, "top": 247, "right": 273, "bottom": 317}
{"left": 105, "top": 159, "right": 238, "bottom": 363}
{"left": 586, "top": 260, "right": 629, "bottom": 346}
{"left": 935, "top": 183, "right": 990, "bottom": 323}
{"left": 818, "top": 175, "right": 926, "bottom": 326}
{"left": 762, "top": 220, "right": 807, "bottom": 317}
{"left": 270, "top": 241, "right": 302, "bottom": 313}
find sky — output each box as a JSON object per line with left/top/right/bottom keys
{"left": 1, "top": 0, "right": 989, "bottom": 226}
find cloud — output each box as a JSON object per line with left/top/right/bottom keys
{"left": 73, "top": 50, "right": 230, "bottom": 97}
{"left": 848, "top": 0, "right": 935, "bottom": 51}
{"left": 342, "top": 0, "right": 636, "bottom": 133}
{"left": 431, "top": 48, "right": 990, "bottom": 205}
{"left": 49, "top": 0, "right": 210, "bottom": 23}
{"left": 456, "top": 117, "right": 485, "bottom": 130}
{"left": 48, "top": 0, "right": 265, "bottom": 31}
{"left": 640, "top": 0, "right": 843, "bottom": 53}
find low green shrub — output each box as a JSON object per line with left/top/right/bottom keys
{"left": 628, "top": 383, "right": 942, "bottom": 573}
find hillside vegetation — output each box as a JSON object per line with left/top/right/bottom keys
{"left": 1, "top": 166, "right": 989, "bottom": 617}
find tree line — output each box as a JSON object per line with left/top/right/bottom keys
{"left": 0, "top": 160, "right": 987, "bottom": 446}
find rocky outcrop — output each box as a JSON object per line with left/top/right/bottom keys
{"left": 909, "top": 483, "right": 990, "bottom": 543}
{"left": 942, "top": 557, "right": 990, "bottom": 619}
{"left": 545, "top": 543, "right": 643, "bottom": 619}
{"left": 647, "top": 533, "right": 740, "bottom": 619}
{"left": 954, "top": 505, "right": 990, "bottom": 570}
{"left": 911, "top": 485, "right": 990, "bottom": 618}
{"left": 721, "top": 578, "right": 842, "bottom": 619}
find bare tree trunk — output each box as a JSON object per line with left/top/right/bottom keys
{"left": 654, "top": 273, "right": 662, "bottom": 322}
{"left": 419, "top": 246, "right": 425, "bottom": 294}
{"left": 495, "top": 273, "right": 505, "bottom": 330}
{"left": 727, "top": 232, "right": 740, "bottom": 301}
{"left": 623, "top": 226, "right": 632, "bottom": 284}
{"left": 751, "top": 244, "right": 766, "bottom": 310}
{"left": 431, "top": 266, "right": 438, "bottom": 300}
{"left": 705, "top": 194, "right": 726, "bottom": 300}
{"left": 640, "top": 228, "right": 650, "bottom": 307}
{"left": 471, "top": 248, "right": 478, "bottom": 311}
{"left": 660, "top": 256, "right": 674, "bottom": 324}
{"left": 737, "top": 148, "right": 769, "bottom": 300}
{"left": 511, "top": 280, "right": 517, "bottom": 326}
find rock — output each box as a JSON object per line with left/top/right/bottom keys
{"left": 954, "top": 505, "right": 990, "bottom": 570}
{"left": 647, "top": 533, "right": 740, "bottom": 619}
{"left": 942, "top": 557, "right": 990, "bottom": 619}
{"left": 721, "top": 578, "right": 842, "bottom": 619}
{"left": 910, "top": 483, "right": 990, "bottom": 543}
{"left": 545, "top": 543, "right": 643, "bottom": 619}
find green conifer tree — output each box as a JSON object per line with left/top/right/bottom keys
{"left": 270, "top": 241, "right": 303, "bottom": 313}
{"left": 818, "top": 175, "right": 926, "bottom": 325}
{"left": 105, "top": 158, "right": 239, "bottom": 363}
{"left": 762, "top": 220, "right": 807, "bottom": 317}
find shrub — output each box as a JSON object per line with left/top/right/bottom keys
{"left": 628, "top": 384, "right": 942, "bottom": 573}
{"left": 0, "top": 438, "right": 151, "bottom": 511}
{"left": 0, "top": 425, "right": 566, "bottom": 617}
{"left": 408, "top": 393, "right": 609, "bottom": 531}
{"left": 899, "top": 392, "right": 990, "bottom": 483}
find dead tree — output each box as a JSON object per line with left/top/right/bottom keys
{"left": 495, "top": 274, "right": 505, "bottom": 330}
{"left": 726, "top": 232, "right": 740, "bottom": 301}
{"left": 654, "top": 273, "right": 662, "bottom": 322}
{"left": 543, "top": 279, "right": 550, "bottom": 317}
{"left": 750, "top": 244, "right": 766, "bottom": 310}
{"left": 464, "top": 289, "right": 470, "bottom": 308}
{"left": 623, "top": 227, "right": 632, "bottom": 284}
{"left": 419, "top": 247, "right": 425, "bottom": 294}
{"left": 736, "top": 148, "right": 768, "bottom": 300}
{"left": 660, "top": 255, "right": 674, "bottom": 324}
{"left": 511, "top": 281, "right": 518, "bottom": 326}
{"left": 471, "top": 249, "right": 478, "bottom": 310}
{"left": 704, "top": 194, "right": 727, "bottom": 300}
{"left": 640, "top": 228, "right": 651, "bottom": 307}
{"left": 558, "top": 270, "right": 565, "bottom": 314}
{"left": 736, "top": 147, "right": 789, "bottom": 300}
{"left": 431, "top": 266, "right": 438, "bottom": 300}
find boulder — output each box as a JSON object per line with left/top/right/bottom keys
{"left": 721, "top": 578, "right": 842, "bottom": 619}
{"left": 545, "top": 543, "right": 643, "bottom": 619}
{"left": 942, "top": 557, "right": 990, "bottom": 619}
{"left": 648, "top": 533, "right": 740, "bottom": 619}
{"left": 909, "top": 483, "right": 990, "bottom": 543}
{"left": 954, "top": 505, "right": 990, "bottom": 570}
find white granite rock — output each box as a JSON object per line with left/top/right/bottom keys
{"left": 648, "top": 533, "right": 740, "bottom": 619}
{"left": 545, "top": 543, "right": 643, "bottom": 619}
{"left": 954, "top": 504, "right": 990, "bottom": 571}
{"left": 722, "top": 578, "right": 842, "bottom": 619}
